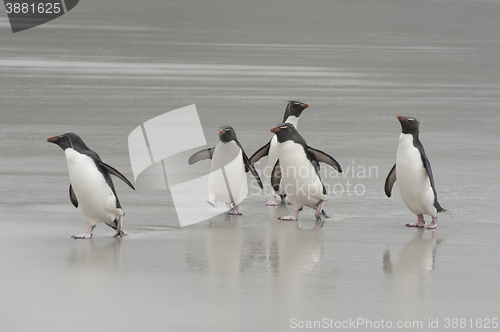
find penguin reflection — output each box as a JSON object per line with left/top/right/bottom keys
{"left": 266, "top": 208, "right": 325, "bottom": 286}
{"left": 207, "top": 215, "right": 243, "bottom": 287}
{"left": 384, "top": 229, "right": 442, "bottom": 312}
{"left": 67, "top": 239, "right": 123, "bottom": 273}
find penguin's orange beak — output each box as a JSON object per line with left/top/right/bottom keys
{"left": 301, "top": 103, "right": 309, "bottom": 108}
{"left": 270, "top": 126, "right": 280, "bottom": 133}
{"left": 397, "top": 115, "right": 407, "bottom": 122}
{"left": 47, "top": 136, "right": 58, "bottom": 143}
{"left": 219, "top": 129, "right": 224, "bottom": 135}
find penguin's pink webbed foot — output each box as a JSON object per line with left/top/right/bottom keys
{"left": 406, "top": 214, "right": 425, "bottom": 228}
{"left": 315, "top": 200, "right": 327, "bottom": 221}
{"left": 229, "top": 204, "right": 242, "bottom": 215}
{"left": 72, "top": 225, "right": 94, "bottom": 239}
{"left": 279, "top": 209, "right": 300, "bottom": 221}
{"left": 424, "top": 217, "right": 438, "bottom": 229}
{"left": 266, "top": 195, "right": 279, "bottom": 206}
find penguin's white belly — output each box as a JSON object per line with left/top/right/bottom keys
{"left": 208, "top": 141, "right": 247, "bottom": 205}
{"left": 396, "top": 135, "right": 436, "bottom": 216}
{"left": 65, "top": 149, "right": 122, "bottom": 226}
{"left": 265, "top": 136, "right": 280, "bottom": 194}
{"left": 278, "top": 141, "right": 326, "bottom": 209}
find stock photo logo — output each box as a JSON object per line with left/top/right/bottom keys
{"left": 3, "top": 0, "right": 78, "bottom": 33}
{"left": 128, "top": 105, "right": 248, "bottom": 227}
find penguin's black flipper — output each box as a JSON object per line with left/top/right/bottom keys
{"left": 98, "top": 161, "right": 136, "bottom": 190}
{"left": 69, "top": 184, "right": 78, "bottom": 208}
{"left": 418, "top": 152, "right": 446, "bottom": 213}
{"left": 242, "top": 151, "right": 263, "bottom": 189}
{"left": 271, "top": 160, "right": 282, "bottom": 192}
{"left": 307, "top": 147, "right": 342, "bottom": 172}
{"left": 310, "top": 159, "right": 328, "bottom": 195}
{"left": 384, "top": 164, "right": 397, "bottom": 197}
{"left": 249, "top": 140, "right": 271, "bottom": 164}
{"left": 188, "top": 148, "right": 214, "bottom": 165}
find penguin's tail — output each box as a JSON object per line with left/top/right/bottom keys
{"left": 107, "top": 218, "right": 118, "bottom": 230}
{"left": 441, "top": 208, "right": 453, "bottom": 218}
{"left": 435, "top": 200, "right": 452, "bottom": 217}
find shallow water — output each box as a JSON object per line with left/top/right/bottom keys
{"left": 1, "top": 0, "right": 500, "bottom": 331}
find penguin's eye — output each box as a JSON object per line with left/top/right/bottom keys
{"left": 61, "top": 137, "right": 65, "bottom": 141}
{"left": 284, "top": 128, "right": 288, "bottom": 132}
{"left": 409, "top": 120, "right": 414, "bottom": 124}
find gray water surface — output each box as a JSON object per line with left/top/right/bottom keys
{"left": 1, "top": 1, "right": 499, "bottom": 331}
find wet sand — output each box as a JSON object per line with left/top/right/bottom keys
{"left": 1, "top": 1, "right": 500, "bottom": 331}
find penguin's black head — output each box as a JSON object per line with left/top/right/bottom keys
{"left": 270, "top": 122, "right": 301, "bottom": 143}
{"left": 47, "top": 133, "right": 89, "bottom": 151}
{"left": 282, "top": 100, "right": 309, "bottom": 122}
{"left": 397, "top": 116, "right": 419, "bottom": 135}
{"left": 218, "top": 126, "right": 238, "bottom": 143}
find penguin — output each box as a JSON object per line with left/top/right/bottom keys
{"left": 249, "top": 100, "right": 309, "bottom": 206}
{"left": 385, "top": 116, "right": 447, "bottom": 229}
{"left": 188, "top": 126, "right": 263, "bottom": 215}
{"left": 47, "top": 133, "right": 135, "bottom": 238}
{"left": 269, "top": 123, "right": 342, "bottom": 221}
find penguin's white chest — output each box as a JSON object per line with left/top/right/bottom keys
{"left": 396, "top": 134, "right": 436, "bottom": 216}
{"left": 208, "top": 141, "right": 247, "bottom": 205}
{"left": 65, "top": 149, "right": 122, "bottom": 225}
{"left": 277, "top": 141, "right": 326, "bottom": 209}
